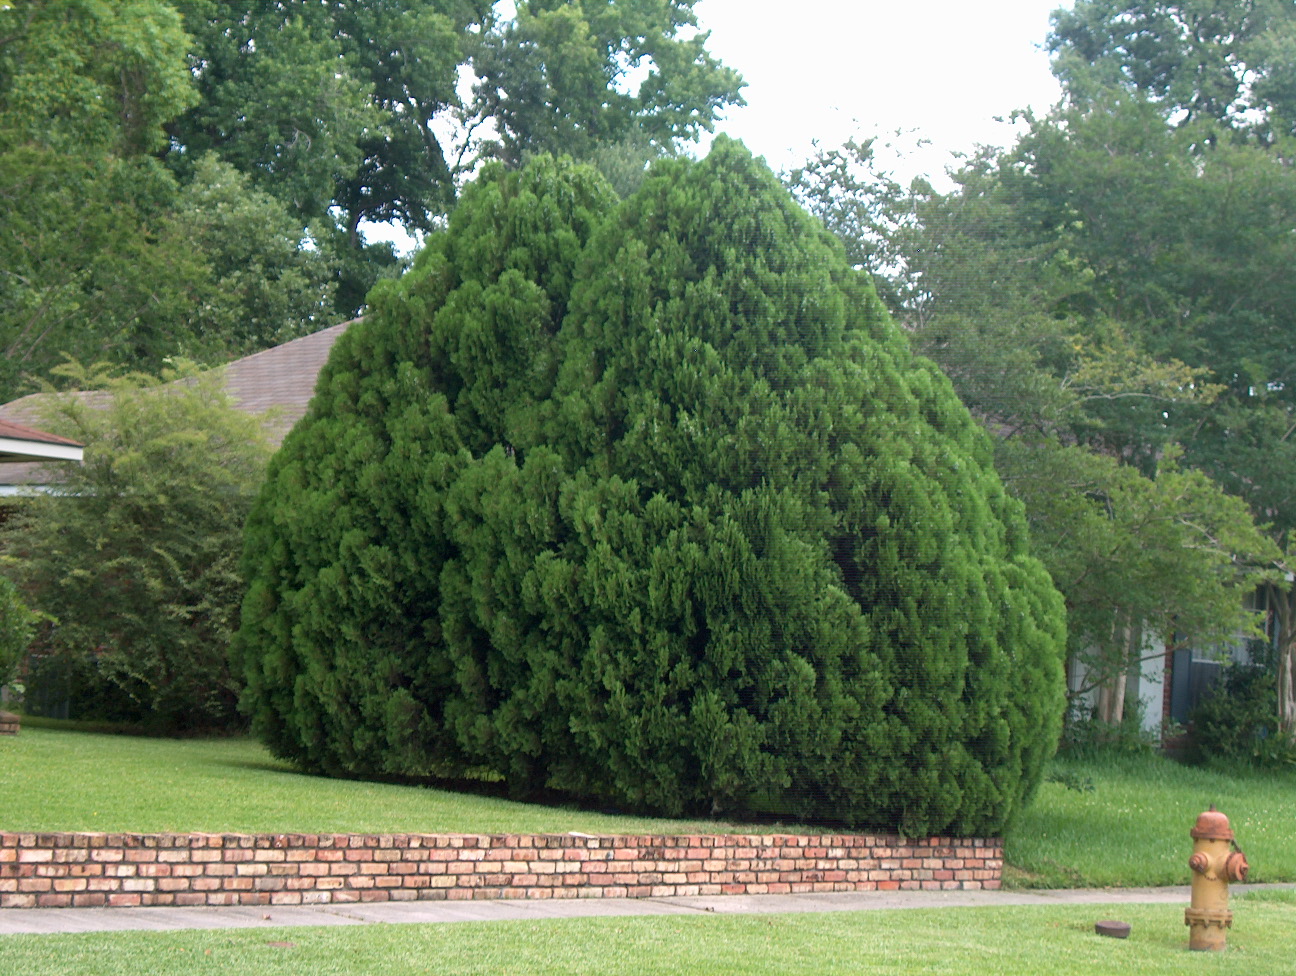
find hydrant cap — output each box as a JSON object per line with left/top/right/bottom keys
{"left": 1190, "top": 807, "right": 1234, "bottom": 841}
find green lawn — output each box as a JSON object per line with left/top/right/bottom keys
{"left": 6, "top": 727, "right": 1296, "bottom": 974}
{"left": 0, "top": 726, "right": 766, "bottom": 837}
{"left": 3, "top": 899, "right": 1295, "bottom": 976}
{"left": 1007, "top": 752, "right": 1296, "bottom": 887}
{"left": 6, "top": 726, "right": 1296, "bottom": 891}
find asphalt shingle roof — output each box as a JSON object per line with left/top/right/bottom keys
{"left": 0, "top": 320, "right": 353, "bottom": 486}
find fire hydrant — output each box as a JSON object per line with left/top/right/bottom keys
{"left": 1185, "top": 805, "right": 1248, "bottom": 951}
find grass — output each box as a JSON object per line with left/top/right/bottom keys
{"left": 6, "top": 728, "right": 1296, "bottom": 974}
{"left": 1007, "top": 751, "right": 1296, "bottom": 888}
{"left": 7, "top": 725, "right": 1296, "bottom": 890}
{"left": 0, "top": 725, "right": 779, "bottom": 837}
{"left": 3, "top": 902, "right": 1296, "bottom": 975}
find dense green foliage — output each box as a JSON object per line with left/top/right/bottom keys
{"left": 0, "top": 573, "right": 34, "bottom": 688}
{"left": 1187, "top": 658, "right": 1296, "bottom": 768}
{"left": 0, "top": 1, "right": 343, "bottom": 402}
{"left": 0, "top": 364, "right": 273, "bottom": 731}
{"left": 236, "top": 142, "right": 1066, "bottom": 836}
{"left": 788, "top": 0, "right": 1296, "bottom": 737}
{"left": 1049, "top": 0, "right": 1296, "bottom": 141}
{"left": 1034, "top": 3, "right": 1296, "bottom": 737}
{"left": 788, "top": 132, "right": 1280, "bottom": 731}
{"left": 0, "top": 0, "right": 742, "bottom": 403}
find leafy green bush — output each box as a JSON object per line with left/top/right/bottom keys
{"left": 1, "top": 363, "right": 273, "bottom": 732}
{"left": 1188, "top": 657, "right": 1296, "bottom": 768}
{"left": 1057, "top": 696, "right": 1163, "bottom": 759}
{"left": 0, "top": 572, "right": 34, "bottom": 690}
{"left": 235, "top": 142, "right": 1067, "bottom": 835}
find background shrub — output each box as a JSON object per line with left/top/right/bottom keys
{"left": 1189, "top": 652, "right": 1296, "bottom": 768}
{"left": 0, "top": 573, "right": 34, "bottom": 690}
{"left": 1, "top": 363, "right": 272, "bottom": 732}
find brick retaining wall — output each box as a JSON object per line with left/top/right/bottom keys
{"left": 0, "top": 831, "right": 1002, "bottom": 909}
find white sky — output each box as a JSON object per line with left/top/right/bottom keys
{"left": 692, "top": 0, "right": 1071, "bottom": 185}
{"left": 368, "top": 1, "right": 1071, "bottom": 251}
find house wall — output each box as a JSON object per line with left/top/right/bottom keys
{"left": 1129, "top": 639, "right": 1166, "bottom": 734}
{"left": 1066, "top": 629, "right": 1168, "bottom": 735}
{"left": 0, "top": 830, "right": 1002, "bottom": 909}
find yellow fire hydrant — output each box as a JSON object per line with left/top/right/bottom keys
{"left": 1185, "top": 806, "right": 1249, "bottom": 951}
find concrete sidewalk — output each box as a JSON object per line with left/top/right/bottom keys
{"left": 9, "top": 884, "right": 1289, "bottom": 936}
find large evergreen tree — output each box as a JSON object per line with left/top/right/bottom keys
{"left": 235, "top": 142, "right": 1066, "bottom": 836}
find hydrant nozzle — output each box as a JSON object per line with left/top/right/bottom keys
{"left": 1185, "top": 805, "right": 1248, "bottom": 951}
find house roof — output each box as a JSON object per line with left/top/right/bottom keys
{"left": 0, "top": 418, "right": 84, "bottom": 464}
{"left": 215, "top": 319, "right": 353, "bottom": 443}
{"left": 0, "top": 319, "right": 354, "bottom": 491}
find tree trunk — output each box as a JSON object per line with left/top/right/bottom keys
{"left": 1095, "top": 615, "right": 1133, "bottom": 726}
{"left": 1267, "top": 582, "right": 1296, "bottom": 740}
{"left": 1097, "top": 670, "right": 1127, "bottom": 726}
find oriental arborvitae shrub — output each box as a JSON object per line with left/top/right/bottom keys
{"left": 234, "top": 141, "right": 1067, "bottom": 836}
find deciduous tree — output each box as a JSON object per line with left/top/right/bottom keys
{"left": 1, "top": 363, "right": 273, "bottom": 731}
{"left": 788, "top": 125, "right": 1280, "bottom": 732}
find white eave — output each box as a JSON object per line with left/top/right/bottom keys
{"left": 0, "top": 435, "right": 84, "bottom": 464}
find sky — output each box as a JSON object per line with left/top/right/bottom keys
{"left": 691, "top": 0, "right": 1071, "bottom": 186}
{"left": 370, "top": 1, "right": 1072, "bottom": 251}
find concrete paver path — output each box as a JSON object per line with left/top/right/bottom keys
{"left": 8, "top": 884, "right": 1292, "bottom": 936}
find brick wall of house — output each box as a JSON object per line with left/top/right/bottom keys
{"left": 0, "top": 831, "right": 1002, "bottom": 909}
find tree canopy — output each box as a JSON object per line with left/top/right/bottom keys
{"left": 0, "top": 0, "right": 743, "bottom": 403}
{"left": 1049, "top": 0, "right": 1296, "bottom": 140}
{"left": 789, "top": 0, "right": 1296, "bottom": 742}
